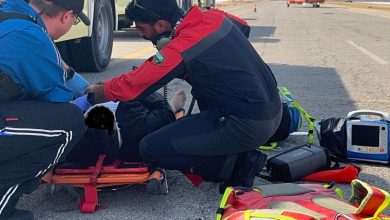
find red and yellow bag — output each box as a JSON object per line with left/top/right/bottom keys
{"left": 216, "top": 179, "right": 390, "bottom": 220}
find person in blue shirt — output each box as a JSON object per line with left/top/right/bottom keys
{"left": 0, "top": 0, "right": 90, "bottom": 219}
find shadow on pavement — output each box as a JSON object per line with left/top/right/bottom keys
{"left": 249, "top": 26, "right": 281, "bottom": 43}
{"left": 269, "top": 63, "right": 356, "bottom": 119}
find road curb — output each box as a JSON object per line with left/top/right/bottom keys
{"left": 325, "top": 1, "right": 390, "bottom": 11}
{"left": 215, "top": 0, "right": 258, "bottom": 9}
{"left": 215, "top": 1, "right": 242, "bottom": 9}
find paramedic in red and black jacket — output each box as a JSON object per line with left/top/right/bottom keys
{"left": 87, "top": 0, "right": 282, "bottom": 190}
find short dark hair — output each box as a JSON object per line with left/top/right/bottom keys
{"left": 125, "top": 0, "right": 179, "bottom": 25}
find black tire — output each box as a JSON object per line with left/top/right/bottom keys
{"left": 57, "top": 0, "right": 114, "bottom": 72}
{"left": 118, "top": 14, "right": 132, "bottom": 30}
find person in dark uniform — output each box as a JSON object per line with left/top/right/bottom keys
{"left": 0, "top": 0, "right": 89, "bottom": 218}
{"left": 86, "top": 0, "right": 282, "bottom": 190}
{"left": 116, "top": 91, "right": 186, "bottom": 162}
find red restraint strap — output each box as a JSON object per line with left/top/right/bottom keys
{"left": 80, "top": 155, "right": 106, "bottom": 213}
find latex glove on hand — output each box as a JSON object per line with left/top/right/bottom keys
{"left": 65, "top": 72, "right": 90, "bottom": 99}
{"left": 71, "top": 94, "right": 92, "bottom": 112}
{"left": 86, "top": 82, "right": 109, "bottom": 104}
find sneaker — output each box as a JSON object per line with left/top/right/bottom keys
{"left": 219, "top": 150, "right": 267, "bottom": 194}
{"left": 3, "top": 209, "right": 34, "bottom": 220}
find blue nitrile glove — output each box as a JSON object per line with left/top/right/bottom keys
{"left": 66, "top": 72, "right": 90, "bottom": 98}
{"left": 71, "top": 94, "right": 92, "bottom": 112}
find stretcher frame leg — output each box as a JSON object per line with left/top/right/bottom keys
{"left": 80, "top": 185, "right": 105, "bottom": 213}
{"left": 48, "top": 154, "right": 169, "bottom": 213}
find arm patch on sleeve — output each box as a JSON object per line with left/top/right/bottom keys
{"left": 154, "top": 51, "right": 165, "bottom": 64}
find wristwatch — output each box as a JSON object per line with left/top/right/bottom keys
{"left": 87, "top": 92, "right": 95, "bottom": 105}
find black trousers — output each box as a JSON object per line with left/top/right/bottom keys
{"left": 139, "top": 109, "right": 282, "bottom": 181}
{"left": 0, "top": 101, "right": 84, "bottom": 217}
{"left": 116, "top": 92, "right": 176, "bottom": 162}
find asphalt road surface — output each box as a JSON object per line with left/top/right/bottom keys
{"left": 18, "top": 1, "right": 390, "bottom": 219}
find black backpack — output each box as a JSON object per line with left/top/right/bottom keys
{"left": 0, "top": 12, "right": 37, "bottom": 102}
{"left": 318, "top": 117, "right": 347, "bottom": 159}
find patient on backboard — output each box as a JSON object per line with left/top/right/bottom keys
{"left": 65, "top": 90, "right": 187, "bottom": 166}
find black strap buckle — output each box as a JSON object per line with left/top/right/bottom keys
{"left": 0, "top": 71, "right": 25, "bottom": 102}
{"left": 0, "top": 11, "right": 37, "bottom": 23}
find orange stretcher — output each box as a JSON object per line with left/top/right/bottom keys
{"left": 47, "top": 154, "right": 168, "bottom": 213}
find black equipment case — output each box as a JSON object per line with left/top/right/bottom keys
{"left": 266, "top": 145, "right": 329, "bottom": 182}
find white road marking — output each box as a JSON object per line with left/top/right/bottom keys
{"left": 346, "top": 40, "right": 388, "bottom": 64}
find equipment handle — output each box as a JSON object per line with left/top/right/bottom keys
{"left": 334, "top": 212, "right": 357, "bottom": 220}
{"left": 347, "top": 110, "right": 390, "bottom": 121}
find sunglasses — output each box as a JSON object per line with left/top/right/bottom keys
{"left": 73, "top": 12, "right": 81, "bottom": 25}
{"left": 132, "top": 0, "right": 161, "bottom": 20}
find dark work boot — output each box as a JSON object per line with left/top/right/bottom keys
{"left": 3, "top": 209, "right": 34, "bottom": 220}
{"left": 219, "top": 150, "right": 267, "bottom": 194}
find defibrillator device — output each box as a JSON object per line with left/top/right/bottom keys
{"left": 346, "top": 110, "right": 390, "bottom": 164}
{"left": 318, "top": 110, "right": 390, "bottom": 164}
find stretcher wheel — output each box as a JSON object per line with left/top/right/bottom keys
{"left": 146, "top": 169, "right": 169, "bottom": 195}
